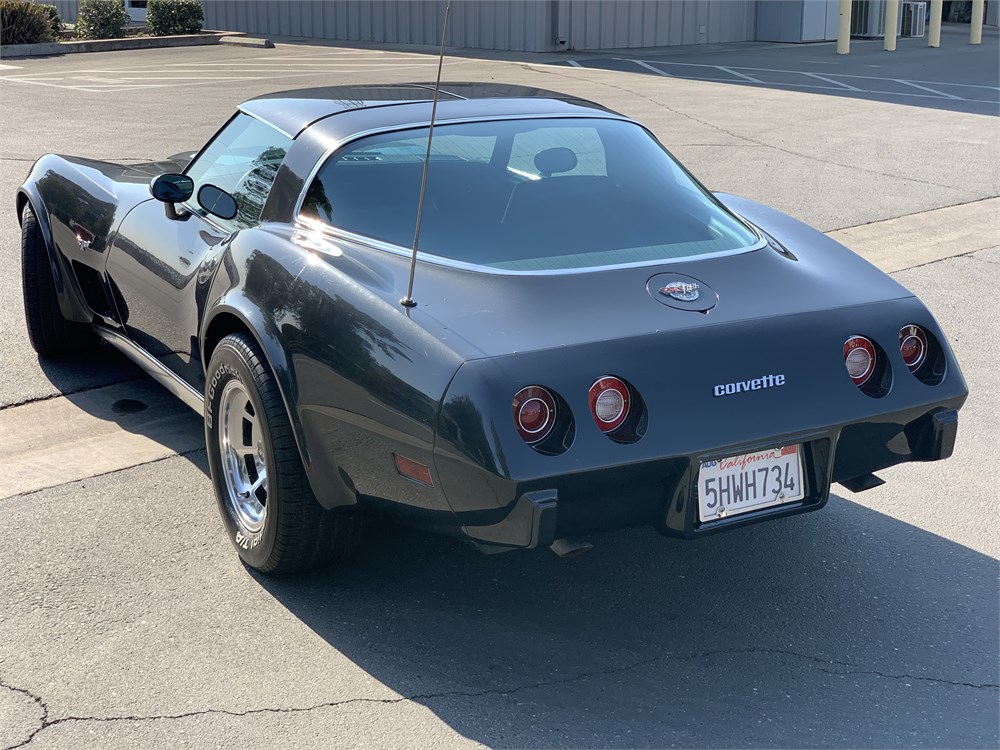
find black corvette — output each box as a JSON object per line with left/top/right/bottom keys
{"left": 17, "top": 83, "right": 967, "bottom": 572}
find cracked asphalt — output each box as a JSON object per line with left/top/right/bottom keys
{"left": 1, "top": 39, "right": 998, "bottom": 749}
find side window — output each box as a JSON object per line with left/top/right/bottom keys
{"left": 300, "top": 129, "right": 498, "bottom": 249}
{"left": 507, "top": 126, "right": 607, "bottom": 178}
{"left": 184, "top": 114, "right": 292, "bottom": 231}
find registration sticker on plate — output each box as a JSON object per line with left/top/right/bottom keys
{"left": 698, "top": 445, "right": 805, "bottom": 522}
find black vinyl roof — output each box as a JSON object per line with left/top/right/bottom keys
{"left": 238, "top": 82, "right": 618, "bottom": 138}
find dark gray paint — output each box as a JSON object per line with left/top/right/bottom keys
{"left": 17, "top": 85, "right": 968, "bottom": 552}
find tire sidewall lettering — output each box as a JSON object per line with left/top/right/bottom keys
{"left": 205, "top": 344, "right": 274, "bottom": 565}
{"left": 235, "top": 529, "right": 263, "bottom": 551}
{"left": 205, "top": 360, "right": 240, "bottom": 430}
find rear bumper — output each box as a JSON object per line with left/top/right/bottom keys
{"left": 444, "top": 403, "right": 963, "bottom": 553}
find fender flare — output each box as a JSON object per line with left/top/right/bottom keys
{"left": 201, "top": 296, "right": 359, "bottom": 511}
{"left": 16, "top": 187, "right": 93, "bottom": 323}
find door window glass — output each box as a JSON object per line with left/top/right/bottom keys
{"left": 184, "top": 114, "right": 292, "bottom": 231}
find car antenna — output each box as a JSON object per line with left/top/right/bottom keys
{"left": 400, "top": 0, "right": 452, "bottom": 309}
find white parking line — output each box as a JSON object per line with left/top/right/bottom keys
{"left": 630, "top": 59, "right": 736, "bottom": 83}
{"left": 801, "top": 72, "right": 864, "bottom": 91}
{"left": 632, "top": 60, "right": 669, "bottom": 76}
{"left": 1, "top": 71, "right": 320, "bottom": 93}
{"left": 0, "top": 59, "right": 470, "bottom": 92}
{"left": 602, "top": 57, "right": 998, "bottom": 105}
{"left": 895, "top": 79, "right": 962, "bottom": 99}
{"left": 258, "top": 51, "right": 425, "bottom": 60}
{"left": 0, "top": 63, "right": 21, "bottom": 70}
{"left": 0, "top": 48, "right": 463, "bottom": 92}
{"left": 169, "top": 58, "right": 443, "bottom": 66}
{"left": 627, "top": 58, "right": 1000, "bottom": 89}
{"left": 716, "top": 65, "right": 762, "bottom": 84}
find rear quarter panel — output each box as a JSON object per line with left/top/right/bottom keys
{"left": 203, "top": 227, "right": 466, "bottom": 518}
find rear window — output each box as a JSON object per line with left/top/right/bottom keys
{"left": 300, "top": 118, "right": 759, "bottom": 272}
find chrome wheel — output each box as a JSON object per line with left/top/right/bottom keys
{"left": 219, "top": 379, "right": 268, "bottom": 534}
{"left": 207, "top": 332, "right": 366, "bottom": 573}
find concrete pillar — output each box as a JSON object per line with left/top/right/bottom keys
{"left": 837, "top": 0, "right": 852, "bottom": 54}
{"left": 928, "top": 0, "right": 943, "bottom": 46}
{"left": 970, "top": 0, "right": 985, "bottom": 43}
{"left": 884, "top": 0, "right": 899, "bottom": 50}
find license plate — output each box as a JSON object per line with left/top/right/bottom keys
{"left": 698, "top": 444, "right": 805, "bottom": 522}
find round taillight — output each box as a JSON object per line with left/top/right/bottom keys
{"left": 512, "top": 386, "right": 557, "bottom": 444}
{"left": 588, "top": 376, "right": 631, "bottom": 433}
{"left": 899, "top": 325, "right": 928, "bottom": 371}
{"left": 844, "top": 336, "right": 877, "bottom": 386}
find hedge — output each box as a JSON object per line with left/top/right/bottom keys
{"left": 38, "top": 3, "right": 63, "bottom": 37}
{"left": 0, "top": 0, "right": 55, "bottom": 45}
{"left": 76, "top": 0, "right": 129, "bottom": 40}
{"left": 147, "top": 0, "right": 202, "bottom": 36}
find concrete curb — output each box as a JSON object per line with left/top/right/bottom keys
{"left": 827, "top": 197, "right": 1000, "bottom": 274}
{"left": 220, "top": 36, "right": 274, "bottom": 48}
{"left": 0, "top": 30, "right": 245, "bottom": 59}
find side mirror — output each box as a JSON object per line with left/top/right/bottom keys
{"left": 197, "top": 184, "right": 238, "bottom": 221}
{"left": 150, "top": 173, "right": 194, "bottom": 203}
{"left": 150, "top": 173, "right": 194, "bottom": 221}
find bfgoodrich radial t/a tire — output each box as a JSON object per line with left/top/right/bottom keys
{"left": 205, "top": 333, "right": 363, "bottom": 573}
{"left": 20, "top": 205, "right": 97, "bottom": 358}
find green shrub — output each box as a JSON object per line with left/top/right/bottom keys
{"left": 75, "top": 0, "right": 129, "bottom": 39}
{"left": 39, "top": 3, "right": 62, "bottom": 36}
{"left": 147, "top": 0, "right": 202, "bottom": 36}
{"left": 0, "top": 0, "right": 55, "bottom": 45}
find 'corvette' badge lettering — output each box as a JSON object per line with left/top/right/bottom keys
{"left": 660, "top": 282, "right": 701, "bottom": 302}
{"left": 714, "top": 374, "right": 786, "bottom": 397}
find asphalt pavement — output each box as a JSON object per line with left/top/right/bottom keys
{"left": 558, "top": 24, "right": 1000, "bottom": 115}
{"left": 0, "top": 35, "right": 998, "bottom": 749}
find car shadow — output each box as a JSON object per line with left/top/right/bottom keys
{"left": 252, "top": 495, "right": 999, "bottom": 748}
{"left": 30, "top": 356, "right": 997, "bottom": 746}
{"left": 34, "top": 340, "right": 144, "bottom": 397}
{"left": 33, "top": 346, "right": 205, "bottom": 467}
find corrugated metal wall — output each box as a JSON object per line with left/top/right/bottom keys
{"left": 43, "top": 0, "right": 80, "bottom": 22}
{"left": 42, "top": 0, "right": 757, "bottom": 51}
{"left": 32, "top": 0, "right": 148, "bottom": 24}
{"left": 202, "top": 0, "right": 553, "bottom": 51}
{"left": 556, "top": 0, "right": 756, "bottom": 50}
{"left": 202, "top": 0, "right": 756, "bottom": 52}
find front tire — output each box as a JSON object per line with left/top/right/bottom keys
{"left": 205, "top": 333, "right": 363, "bottom": 573}
{"left": 20, "top": 205, "right": 97, "bottom": 357}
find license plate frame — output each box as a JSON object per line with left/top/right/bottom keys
{"left": 698, "top": 444, "right": 806, "bottom": 523}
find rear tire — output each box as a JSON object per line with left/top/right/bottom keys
{"left": 205, "top": 332, "right": 364, "bottom": 573}
{"left": 20, "top": 205, "right": 97, "bottom": 357}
